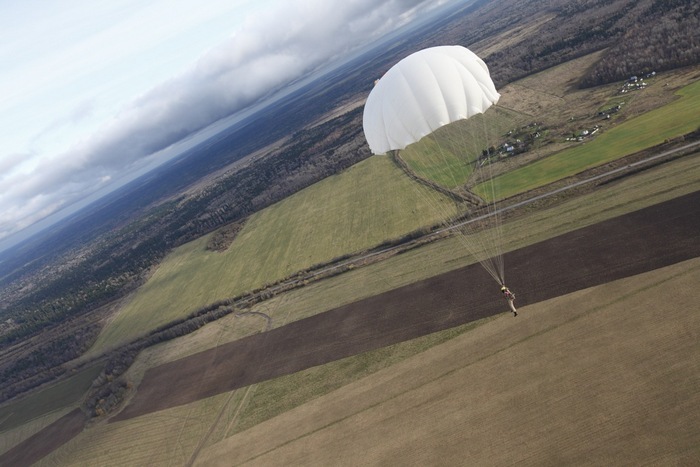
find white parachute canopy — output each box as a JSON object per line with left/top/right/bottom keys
{"left": 363, "top": 46, "right": 500, "bottom": 155}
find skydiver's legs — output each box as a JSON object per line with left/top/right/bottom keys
{"left": 508, "top": 299, "right": 517, "bottom": 316}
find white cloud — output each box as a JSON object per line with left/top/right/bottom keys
{"left": 0, "top": 0, "right": 452, "bottom": 247}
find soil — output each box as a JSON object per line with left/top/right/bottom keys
{"left": 0, "top": 409, "right": 85, "bottom": 467}
{"left": 114, "top": 189, "right": 700, "bottom": 421}
{"left": 4, "top": 189, "right": 699, "bottom": 465}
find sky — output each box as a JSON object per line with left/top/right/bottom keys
{"left": 0, "top": 0, "right": 456, "bottom": 252}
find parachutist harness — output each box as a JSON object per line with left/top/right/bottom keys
{"left": 500, "top": 285, "right": 514, "bottom": 300}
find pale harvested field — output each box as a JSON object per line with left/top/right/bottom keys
{"left": 474, "top": 13, "right": 556, "bottom": 58}
{"left": 87, "top": 155, "right": 459, "bottom": 356}
{"left": 6, "top": 60, "right": 700, "bottom": 465}
{"left": 0, "top": 408, "right": 73, "bottom": 457}
{"left": 197, "top": 256, "right": 700, "bottom": 466}
{"left": 22, "top": 189, "right": 700, "bottom": 466}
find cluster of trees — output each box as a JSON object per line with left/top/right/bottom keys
{"left": 0, "top": 107, "right": 369, "bottom": 404}
{"left": 206, "top": 219, "right": 247, "bottom": 252}
{"left": 4, "top": 0, "right": 700, "bottom": 410}
{"left": 445, "top": 0, "right": 700, "bottom": 88}
{"left": 2, "top": 236, "right": 164, "bottom": 346}
{"left": 581, "top": 1, "right": 700, "bottom": 86}
{"left": 0, "top": 322, "right": 99, "bottom": 402}
{"left": 85, "top": 378, "right": 131, "bottom": 418}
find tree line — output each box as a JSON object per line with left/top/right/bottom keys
{"left": 0, "top": 108, "right": 370, "bottom": 402}
{"left": 580, "top": 1, "right": 700, "bottom": 86}
{"left": 447, "top": 0, "right": 700, "bottom": 88}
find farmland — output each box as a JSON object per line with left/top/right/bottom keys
{"left": 88, "top": 155, "right": 459, "bottom": 354}
{"left": 0, "top": 364, "right": 102, "bottom": 456}
{"left": 196, "top": 256, "right": 700, "bottom": 466}
{"left": 2, "top": 30, "right": 700, "bottom": 467}
{"left": 33, "top": 246, "right": 700, "bottom": 465}
{"left": 95, "top": 143, "right": 699, "bottom": 406}
{"left": 14, "top": 140, "right": 697, "bottom": 466}
{"left": 483, "top": 78, "right": 700, "bottom": 199}
{"left": 88, "top": 52, "right": 700, "bottom": 357}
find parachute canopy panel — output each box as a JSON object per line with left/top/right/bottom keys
{"left": 362, "top": 45, "right": 500, "bottom": 155}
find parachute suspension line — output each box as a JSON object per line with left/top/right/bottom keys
{"left": 393, "top": 147, "right": 460, "bottom": 242}
{"left": 476, "top": 111, "right": 506, "bottom": 284}
{"left": 396, "top": 124, "right": 497, "bottom": 285}
{"left": 463, "top": 114, "right": 503, "bottom": 284}
{"left": 429, "top": 125, "right": 504, "bottom": 285}
{"left": 393, "top": 147, "right": 457, "bottom": 240}
{"left": 362, "top": 45, "right": 505, "bottom": 285}
{"left": 423, "top": 113, "right": 504, "bottom": 286}
{"left": 398, "top": 122, "right": 502, "bottom": 286}
{"left": 469, "top": 114, "right": 505, "bottom": 285}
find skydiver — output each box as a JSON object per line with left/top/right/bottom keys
{"left": 501, "top": 285, "right": 517, "bottom": 317}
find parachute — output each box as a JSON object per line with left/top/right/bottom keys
{"left": 363, "top": 46, "right": 500, "bottom": 154}
{"left": 362, "top": 45, "right": 506, "bottom": 285}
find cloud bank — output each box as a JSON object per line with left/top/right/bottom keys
{"left": 0, "top": 0, "right": 450, "bottom": 246}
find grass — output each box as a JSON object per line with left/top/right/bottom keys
{"left": 0, "top": 364, "right": 102, "bottom": 434}
{"left": 115, "top": 143, "right": 700, "bottom": 370}
{"left": 27, "top": 143, "right": 700, "bottom": 467}
{"left": 20, "top": 119, "right": 700, "bottom": 467}
{"left": 0, "top": 364, "right": 103, "bottom": 456}
{"left": 36, "top": 256, "right": 700, "bottom": 465}
{"left": 194, "top": 257, "right": 700, "bottom": 466}
{"left": 194, "top": 149, "right": 700, "bottom": 443}
{"left": 400, "top": 106, "right": 527, "bottom": 188}
{"left": 481, "top": 79, "right": 700, "bottom": 199}
{"left": 17, "top": 60, "right": 700, "bottom": 464}
{"left": 45, "top": 149, "right": 697, "bottom": 467}
{"left": 212, "top": 148, "right": 697, "bottom": 355}
{"left": 38, "top": 390, "right": 247, "bottom": 466}
{"left": 88, "top": 155, "right": 460, "bottom": 354}
{"left": 234, "top": 149, "right": 700, "bottom": 337}
{"left": 229, "top": 316, "right": 498, "bottom": 435}
{"left": 0, "top": 410, "right": 74, "bottom": 457}
{"left": 89, "top": 65, "right": 700, "bottom": 357}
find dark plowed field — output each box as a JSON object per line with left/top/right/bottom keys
{"left": 0, "top": 409, "right": 85, "bottom": 467}
{"left": 115, "top": 190, "right": 700, "bottom": 421}
{"left": 4, "top": 191, "right": 699, "bottom": 466}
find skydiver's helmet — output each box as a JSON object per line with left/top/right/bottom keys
{"left": 500, "top": 286, "right": 507, "bottom": 292}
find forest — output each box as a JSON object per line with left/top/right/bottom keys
{"left": 0, "top": 108, "right": 369, "bottom": 402}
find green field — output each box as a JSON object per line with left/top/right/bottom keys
{"left": 251, "top": 150, "right": 700, "bottom": 327}
{"left": 88, "top": 155, "right": 460, "bottom": 354}
{"left": 0, "top": 364, "right": 102, "bottom": 433}
{"left": 13, "top": 116, "right": 700, "bottom": 467}
{"left": 89, "top": 71, "right": 700, "bottom": 357}
{"left": 400, "top": 106, "right": 527, "bottom": 188}
{"left": 121, "top": 145, "right": 700, "bottom": 431}
{"left": 0, "top": 364, "right": 103, "bottom": 455}
{"left": 9, "top": 61, "right": 700, "bottom": 465}
{"left": 106, "top": 147, "right": 700, "bottom": 428}
{"left": 480, "top": 79, "right": 700, "bottom": 199}
{"left": 37, "top": 255, "right": 700, "bottom": 466}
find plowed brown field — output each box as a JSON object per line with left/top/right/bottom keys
{"left": 4, "top": 190, "right": 699, "bottom": 466}
{"left": 116, "top": 189, "right": 700, "bottom": 421}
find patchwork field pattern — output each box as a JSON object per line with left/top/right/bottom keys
{"left": 116, "top": 190, "right": 700, "bottom": 420}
